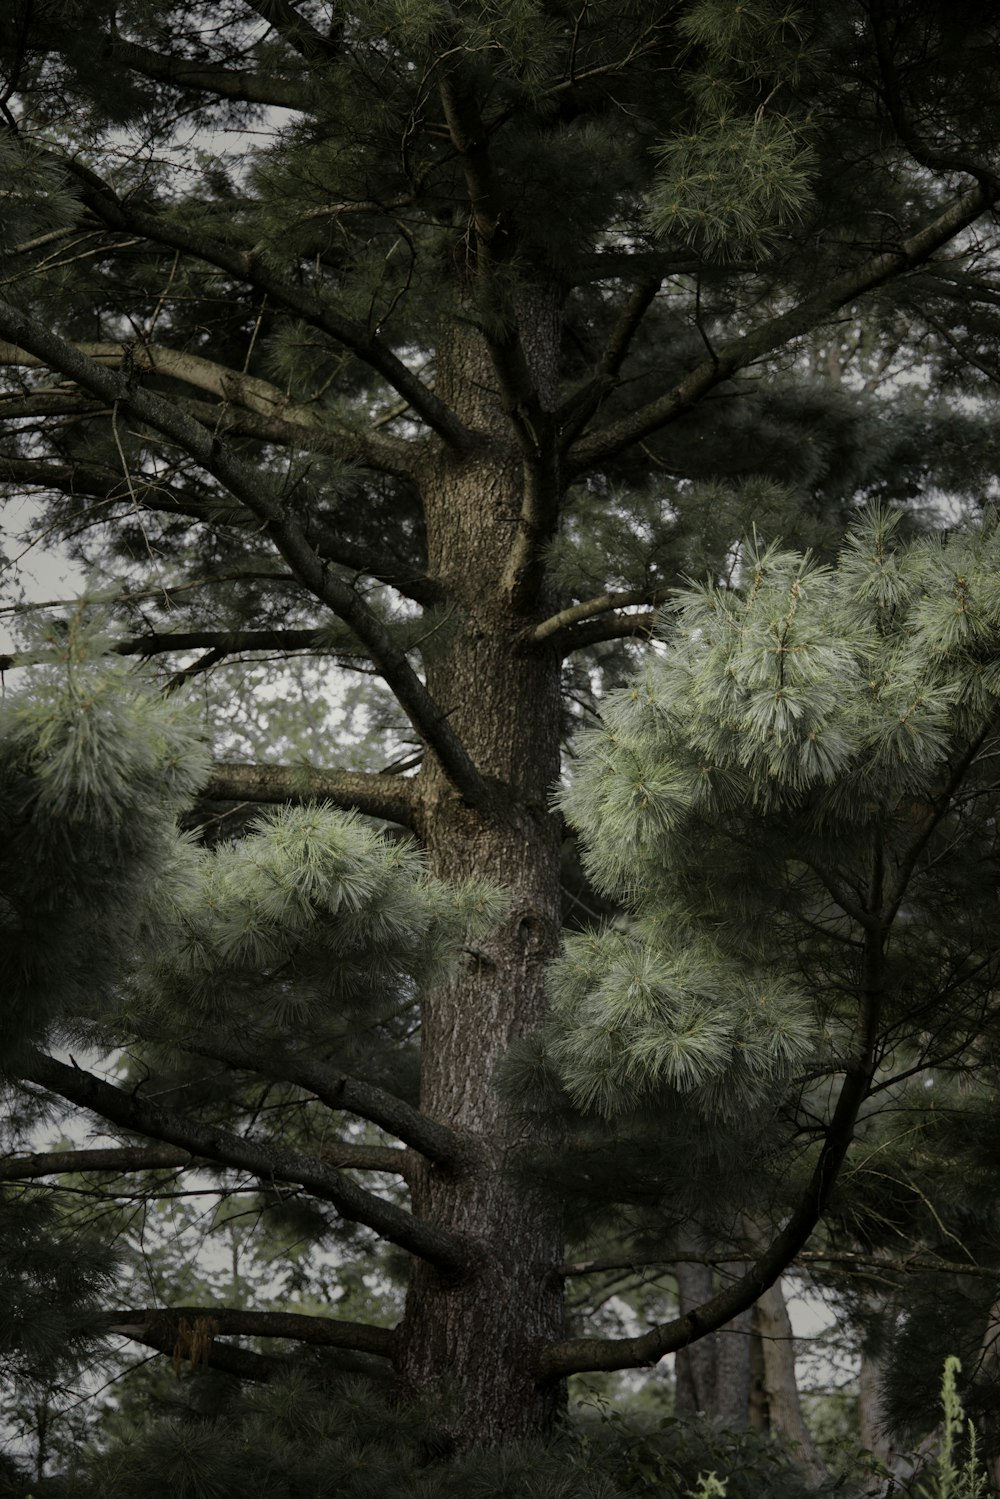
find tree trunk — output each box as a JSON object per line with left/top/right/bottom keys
{"left": 752, "top": 1280, "right": 827, "bottom": 1484}
{"left": 675, "top": 1258, "right": 753, "bottom": 1425}
{"left": 396, "top": 310, "right": 567, "bottom": 1443}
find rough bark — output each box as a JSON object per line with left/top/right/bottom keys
{"left": 395, "top": 315, "right": 567, "bottom": 1443}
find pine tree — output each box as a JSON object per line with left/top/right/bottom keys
{"left": 2, "top": 0, "right": 1000, "bottom": 1469}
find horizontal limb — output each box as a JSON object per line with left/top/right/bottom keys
{"left": 0, "top": 1145, "right": 193, "bottom": 1180}
{"left": 105, "top": 1306, "right": 395, "bottom": 1359}
{"left": 22, "top": 1049, "right": 467, "bottom": 1276}
{"left": 201, "top": 761, "right": 420, "bottom": 828}
{"left": 0, "top": 1138, "right": 409, "bottom": 1181}
{"left": 532, "top": 588, "right": 667, "bottom": 646}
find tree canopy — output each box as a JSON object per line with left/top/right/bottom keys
{"left": 4, "top": 1, "right": 1000, "bottom": 1490}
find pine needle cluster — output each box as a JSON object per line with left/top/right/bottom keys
{"left": 550, "top": 507, "right": 1000, "bottom": 1117}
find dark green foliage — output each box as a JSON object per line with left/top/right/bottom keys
{"left": 0, "top": 1187, "right": 118, "bottom": 1386}
{"left": 4, "top": 0, "right": 1000, "bottom": 1484}
{"left": 0, "top": 616, "right": 209, "bottom": 1060}
{"left": 72, "top": 1368, "right": 841, "bottom": 1499}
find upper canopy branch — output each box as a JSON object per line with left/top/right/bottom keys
{"left": 566, "top": 181, "right": 1000, "bottom": 473}
{"left": 59, "top": 158, "right": 472, "bottom": 454}
{"left": 21, "top": 1049, "right": 467, "bottom": 1275}
{"left": 0, "top": 302, "right": 491, "bottom": 809}
{"left": 437, "top": 67, "right": 547, "bottom": 456}
{"left": 245, "top": 0, "right": 344, "bottom": 63}
{"left": 0, "top": 340, "right": 415, "bottom": 478}
{"left": 870, "top": 2, "right": 1000, "bottom": 193}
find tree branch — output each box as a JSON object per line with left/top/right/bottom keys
{"left": 0, "top": 12, "right": 309, "bottom": 109}
{"left": 0, "top": 1139, "right": 409, "bottom": 1181}
{"left": 0, "top": 341, "right": 415, "bottom": 478}
{"left": 59, "top": 158, "right": 472, "bottom": 453}
{"left": 201, "top": 761, "right": 421, "bottom": 827}
{"left": 438, "top": 70, "right": 544, "bottom": 457}
{"left": 109, "top": 1325, "right": 289, "bottom": 1383}
{"left": 557, "top": 277, "right": 663, "bottom": 449}
{"left": 176, "top": 394, "right": 417, "bottom": 478}
{"left": 181, "top": 1031, "right": 459, "bottom": 1167}
{"left": 566, "top": 181, "right": 999, "bottom": 472}
{"left": 532, "top": 589, "right": 668, "bottom": 643}
{"left": 554, "top": 612, "right": 659, "bottom": 653}
{"left": 798, "top": 1250, "right": 998, "bottom": 1280}
{"left": 21, "top": 1049, "right": 467, "bottom": 1275}
{"left": 0, "top": 453, "right": 439, "bottom": 608}
{"left": 883, "top": 719, "right": 1000, "bottom": 924}
{"left": 0, "top": 1145, "right": 193, "bottom": 1180}
{"left": 104, "top": 1305, "right": 395, "bottom": 1358}
{"left": 244, "top": 0, "right": 344, "bottom": 63}
{"left": 536, "top": 925, "right": 886, "bottom": 1377}
{"left": 0, "top": 303, "right": 491, "bottom": 808}
{"left": 870, "top": 3, "right": 1000, "bottom": 192}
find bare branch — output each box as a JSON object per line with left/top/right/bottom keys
{"left": 1, "top": 1137, "right": 408, "bottom": 1182}
{"left": 182, "top": 1032, "right": 459, "bottom": 1168}
{"left": 555, "top": 612, "right": 659, "bottom": 653}
{"left": 109, "top": 1325, "right": 287, "bottom": 1383}
{"left": 316, "top": 1143, "right": 411, "bottom": 1175}
{"left": 22, "top": 1049, "right": 467, "bottom": 1275}
{"left": 799, "top": 1250, "right": 998, "bottom": 1280}
{"left": 0, "top": 1145, "right": 193, "bottom": 1180}
{"left": 104, "top": 1305, "right": 396, "bottom": 1358}
{"left": 201, "top": 761, "right": 421, "bottom": 827}
{"left": 532, "top": 589, "right": 668, "bottom": 643}
{"left": 567, "top": 181, "right": 999, "bottom": 473}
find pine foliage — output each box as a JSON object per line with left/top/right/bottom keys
{"left": 551, "top": 508, "right": 1000, "bottom": 1116}
{"left": 0, "top": 614, "right": 209, "bottom": 1059}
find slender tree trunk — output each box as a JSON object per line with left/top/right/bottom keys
{"left": 396, "top": 309, "right": 567, "bottom": 1443}
{"left": 752, "top": 1280, "right": 827, "bottom": 1484}
{"left": 675, "top": 1257, "right": 753, "bottom": 1424}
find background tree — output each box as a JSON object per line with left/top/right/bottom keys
{"left": 3, "top": 0, "right": 1000, "bottom": 1475}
